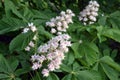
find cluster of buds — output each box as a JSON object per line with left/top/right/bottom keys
{"left": 78, "top": 0, "right": 99, "bottom": 25}
{"left": 23, "top": 23, "right": 37, "bottom": 51}
{"left": 31, "top": 34, "right": 71, "bottom": 77}
{"left": 22, "top": 23, "right": 37, "bottom": 33}
{"left": 46, "top": 9, "right": 75, "bottom": 35}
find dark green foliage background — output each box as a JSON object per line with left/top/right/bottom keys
{"left": 0, "top": 0, "right": 120, "bottom": 80}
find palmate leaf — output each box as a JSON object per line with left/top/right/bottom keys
{"left": 92, "top": 56, "right": 120, "bottom": 80}
{"left": 109, "top": 11, "right": 120, "bottom": 28}
{"left": 9, "top": 32, "right": 35, "bottom": 52}
{"left": 0, "top": 17, "right": 26, "bottom": 34}
{"left": 98, "top": 16, "right": 107, "bottom": 26}
{"left": 0, "top": 74, "right": 9, "bottom": 79}
{"left": 46, "top": 73, "right": 59, "bottom": 80}
{"left": 100, "top": 56, "right": 120, "bottom": 72}
{"left": 72, "top": 42, "right": 98, "bottom": 65}
{"left": 0, "top": 54, "right": 20, "bottom": 79}
{"left": 71, "top": 42, "right": 81, "bottom": 58}
{"left": 100, "top": 63, "right": 119, "bottom": 80}
{"left": 7, "top": 57, "right": 19, "bottom": 72}
{"left": 4, "top": 0, "right": 25, "bottom": 20}
{"left": 0, "top": 54, "right": 13, "bottom": 73}
{"left": 60, "top": 64, "right": 72, "bottom": 73}
{"left": 0, "top": 54, "right": 27, "bottom": 80}
{"left": 62, "top": 74, "right": 77, "bottom": 80}
{"left": 96, "top": 26, "right": 120, "bottom": 42}
{"left": 64, "top": 51, "right": 75, "bottom": 65}
{"left": 103, "top": 28, "right": 120, "bottom": 42}
{"left": 76, "top": 70, "right": 102, "bottom": 80}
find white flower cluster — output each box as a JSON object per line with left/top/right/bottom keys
{"left": 78, "top": 0, "right": 99, "bottom": 25}
{"left": 31, "top": 34, "right": 71, "bottom": 77}
{"left": 22, "top": 23, "right": 37, "bottom": 33}
{"left": 46, "top": 9, "right": 75, "bottom": 35}
{"left": 24, "top": 36, "right": 36, "bottom": 51}
{"left": 23, "top": 23, "right": 37, "bottom": 51}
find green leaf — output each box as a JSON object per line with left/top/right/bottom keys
{"left": 79, "top": 42, "right": 98, "bottom": 65}
{"left": 0, "top": 74, "right": 9, "bottom": 79}
{"left": 0, "top": 54, "right": 13, "bottom": 73}
{"left": 100, "top": 63, "right": 119, "bottom": 80}
{"left": 103, "top": 28, "right": 120, "bottom": 42}
{"left": 72, "top": 62, "right": 81, "bottom": 71}
{"left": 103, "top": 49, "right": 110, "bottom": 56}
{"left": 76, "top": 70, "right": 102, "bottom": 80}
{"left": 98, "top": 16, "right": 107, "bottom": 26}
{"left": 62, "top": 74, "right": 72, "bottom": 80}
{"left": 4, "top": 0, "right": 25, "bottom": 20}
{"left": 38, "top": 25, "right": 53, "bottom": 39}
{"left": 9, "top": 32, "right": 35, "bottom": 52}
{"left": 47, "top": 73, "right": 59, "bottom": 80}
{"left": 71, "top": 42, "right": 81, "bottom": 58}
{"left": 65, "top": 51, "right": 75, "bottom": 65}
{"left": 109, "top": 11, "right": 120, "bottom": 28}
{"left": 0, "top": 17, "right": 26, "bottom": 34}
{"left": 60, "top": 64, "right": 72, "bottom": 73}
{"left": 100, "top": 56, "right": 120, "bottom": 72}
{"left": 15, "top": 68, "right": 30, "bottom": 76}
{"left": 15, "top": 78, "right": 21, "bottom": 80}
{"left": 96, "top": 26, "right": 107, "bottom": 42}
{"left": 111, "top": 49, "right": 118, "bottom": 59}
{"left": 8, "top": 57, "right": 19, "bottom": 71}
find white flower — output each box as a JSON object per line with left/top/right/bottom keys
{"left": 32, "top": 62, "right": 42, "bottom": 70}
{"left": 89, "top": 15, "right": 96, "bottom": 21}
{"left": 42, "top": 69, "right": 49, "bottom": 77}
{"left": 46, "top": 9, "right": 75, "bottom": 35}
{"left": 51, "top": 18, "right": 56, "bottom": 22}
{"left": 57, "top": 26, "right": 62, "bottom": 31}
{"left": 79, "top": 40, "right": 83, "bottom": 44}
{"left": 31, "top": 54, "right": 40, "bottom": 62}
{"left": 66, "top": 18, "right": 73, "bottom": 23}
{"left": 31, "top": 34, "right": 71, "bottom": 77}
{"left": 29, "top": 41, "right": 35, "bottom": 47}
{"left": 48, "top": 62, "right": 55, "bottom": 71}
{"left": 91, "top": 12, "right": 98, "bottom": 16}
{"left": 56, "top": 22, "right": 62, "bottom": 27}
{"left": 66, "top": 9, "right": 72, "bottom": 14}
{"left": 57, "top": 32, "right": 62, "bottom": 35}
{"left": 83, "top": 17, "right": 88, "bottom": 21}
{"left": 25, "top": 46, "right": 30, "bottom": 51}
{"left": 30, "top": 26, "right": 37, "bottom": 32}
{"left": 23, "top": 22, "right": 37, "bottom": 33}
{"left": 33, "top": 35, "right": 37, "bottom": 40}
{"left": 51, "top": 28, "right": 56, "bottom": 33}
{"left": 60, "top": 11, "right": 66, "bottom": 16}
{"left": 60, "top": 16, "right": 65, "bottom": 21}
{"left": 38, "top": 44, "right": 49, "bottom": 53}
{"left": 38, "top": 55, "right": 46, "bottom": 63}
{"left": 46, "top": 22, "right": 50, "bottom": 26}
{"left": 62, "top": 34, "right": 71, "bottom": 40}
{"left": 62, "top": 21, "right": 68, "bottom": 28}
{"left": 65, "top": 14, "right": 70, "bottom": 19}
{"left": 47, "top": 53, "right": 55, "bottom": 60}
{"left": 28, "top": 23, "right": 34, "bottom": 27}
{"left": 22, "top": 28, "right": 29, "bottom": 33}
{"left": 89, "top": 21, "right": 94, "bottom": 24}
{"left": 83, "top": 22, "right": 87, "bottom": 25}
{"left": 49, "top": 22, "right": 55, "bottom": 27}
{"left": 78, "top": 0, "right": 99, "bottom": 25}
{"left": 79, "top": 17, "right": 83, "bottom": 21}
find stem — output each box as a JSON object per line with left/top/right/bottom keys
{"left": 36, "top": 71, "right": 41, "bottom": 80}
{"left": 91, "top": 36, "right": 97, "bottom": 43}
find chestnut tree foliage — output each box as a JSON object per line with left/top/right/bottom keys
{"left": 0, "top": 0, "right": 120, "bottom": 80}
